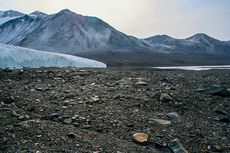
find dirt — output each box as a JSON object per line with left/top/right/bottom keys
{"left": 0, "top": 68, "right": 229, "bottom": 153}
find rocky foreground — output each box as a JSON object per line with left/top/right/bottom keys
{"left": 0, "top": 68, "right": 230, "bottom": 153}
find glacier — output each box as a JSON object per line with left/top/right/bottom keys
{"left": 0, "top": 44, "right": 106, "bottom": 69}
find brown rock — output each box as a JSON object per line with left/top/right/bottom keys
{"left": 132, "top": 133, "right": 150, "bottom": 144}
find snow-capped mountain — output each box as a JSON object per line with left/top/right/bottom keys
{"left": 144, "top": 33, "right": 230, "bottom": 53}
{"left": 0, "top": 9, "right": 229, "bottom": 66}
{"left": 0, "top": 10, "right": 24, "bottom": 25}
{"left": 0, "top": 15, "right": 42, "bottom": 45}
{"left": 0, "top": 9, "right": 147, "bottom": 54}
{"left": 0, "top": 43, "right": 106, "bottom": 69}
{"left": 29, "top": 11, "right": 48, "bottom": 18}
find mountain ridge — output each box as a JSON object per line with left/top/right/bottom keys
{"left": 0, "top": 9, "right": 229, "bottom": 66}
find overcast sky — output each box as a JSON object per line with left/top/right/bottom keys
{"left": 0, "top": 0, "right": 229, "bottom": 40}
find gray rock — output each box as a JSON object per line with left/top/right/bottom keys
{"left": 212, "top": 145, "right": 222, "bottom": 152}
{"left": 160, "top": 93, "right": 172, "bottom": 102}
{"left": 12, "top": 110, "right": 20, "bottom": 117}
{"left": 153, "top": 119, "right": 171, "bottom": 125}
{"left": 198, "top": 86, "right": 230, "bottom": 97}
{"left": 166, "top": 112, "right": 181, "bottom": 122}
{"left": 136, "top": 81, "right": 148, "bottom": 86}
{"left": 219, "top": 116, "right": 230, "bottom": 123}
{"left": 3, "top": 96, "right": 15, "bottom": 104}
{"left": 63, "top": 117, "right": 72, "bottom": 124}
{"left": 67, "top": 132, "right": 77, "bottom": 138}
{"left": 214, "top": 109, "right": 228, "bottom": 116}
{"left": 168, "top": 139, "right": 188, "bottom": 153}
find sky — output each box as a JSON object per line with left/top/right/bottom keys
{"left": 0, "top": 0, "right": 229, "bottom": 40}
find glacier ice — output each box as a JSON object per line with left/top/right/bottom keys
{"left": 0, "top": 44, "right": 106, "bottom": 69}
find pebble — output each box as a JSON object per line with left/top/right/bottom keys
{"left": 132, "top": 133, "right": 150, "bottom": 144}
{"left": 199, "top": 86, "right": 230, "bottom": 97}
{"left": 3, "top": 96, "right": 15, "bottom": 104}
{"left": 168, "top": 139, "right": 188, "bottom": 153}
{"left": 63, "top": 118, "right": 72, "bottom": 124}
{"left": 67, "top": 132, "right": 77, "bottom": 138}
{"left": 12, "top": 110, "right": 20, "bottom": 117}
{"left": 160, "top": 93, "right": 172, "bottom": 102}
{"left": 153, "top": 119, "right": 171, "bottom": 125}
{"left": 91, "top": 96, "right": 100, "bottom": 103}
{"left": 166, "top": 112, "right": 181, "bottom": 122}
{"left": 214, "top": 109, "right": 228, "bottom": 116}
{"left": 219, "top": 116, "right": 230, "bottom": 123}
{"left": 212, "top": 145, "right": 222, "bottom": 152}
{"left": 136, "top": 81, "right": 148, "bottom": 86}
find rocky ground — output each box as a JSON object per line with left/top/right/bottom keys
{"left": 0, "top": 68, "right": 229, "bottom": 153}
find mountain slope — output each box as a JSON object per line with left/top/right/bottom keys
{"left": 0, "top": 44, "right": 106, "bottom": 68}
{"left": 0, "top": 15, "right": 42, "bottom": 45}
{"left": 0, "top": 9, "right": 229, "bottom": 55}
{"left": 0, "top": 9, "right": 147, "bottom": 54}
{"left": 0, "top": 10, "right": 24, "bottom": 25}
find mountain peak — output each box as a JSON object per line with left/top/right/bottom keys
{"left": 59, "top": 9, "right": 74, "bottom": 14}
{"left": 30, "top": 11, "right": 48, "bottom": 18}
{"left": 186, "top": 33, "right": 219, "bottom": 42}
{"left": 0, "top": 10, "right": 24, "bottom": 18}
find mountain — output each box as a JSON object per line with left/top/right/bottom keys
{"left": 0, "top": 15, "right": 42, "bottom": 45}
{"left": 0, "top": 10, "right": 24, "bottom": 25}
{"left": 29, "top": 11, "right": 48, "bottom": 18}
{"left": 0, "top": 43, "right": 106, "bottom": 69}
{"left": 144, "top": 33, "right": 230, "bottom": 53}
{"left": 0, "top": 9, "right": 229, "bottom": 67}
{"left": 0, "top": 9, "right": 147, "bottom": 54}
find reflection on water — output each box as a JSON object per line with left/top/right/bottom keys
{"left": 153, "top": 65, "right": 230, "bottom": 71}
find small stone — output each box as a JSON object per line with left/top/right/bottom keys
{"left": 199, "top": 86, "right": 230, "bottom": 97}
{"left": 168, "top": 139, "right": 188, "bottom": 153}
{"left": 212, "top": 145, "right": 222, "bottom": 152}
{"left": 36, "top": 88, "right": 43, "bottom": 91}
{"left": 166, "top": 112, "right": 181, "bottom": 122}
{"left": 67, "top": 132, "right": 77, "bottom": 138}
{"left": 63, "top": 118, "right": 72, "bottom": 124}
{"left": 214, "top": 109, "right": 228, "bottom": 116}
{"left": 48, "top": 113, "right": 60, "bottom": 122}
{"left": 153, "top": 119, "right": 171, "bottom": 125}
{"left": 18, "top": 69, "right": 24, "bottom": 75}
{"left": 12, "top": 110, "right": 20, "bottom": 117}
{"left": 76, "top": 144, "right": 80, "bottom": 147}
{"left": 91, "top": 96, "right": 100, "bottom": 103}
{"left": 160, "top": 93, "right": 172, "bottom": 102}
{"left": 3, "top": 96, "right": 15, "bottom": 104}
{"left": 136, "top": 81, "right": 148, "bottom": 86}
{"left": 132, "top": 133, "right": 150, "bottom": 144}
{"left": 35, "top": 99, "right": 41, "bottom": 103}
{"left": 82, "top": 125, "right": 91, "bottom": 129}
{"left": 1, "top": 137, "right": 8, "bottom": 144}
{"left": 73, "top": 122, "right": 80, "bottom": 127}
{"left": 18, "top": 115, "right": 25, "bottom": 120}
{"left": 219, "top": 116, "right": 230, "bottom": 123}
